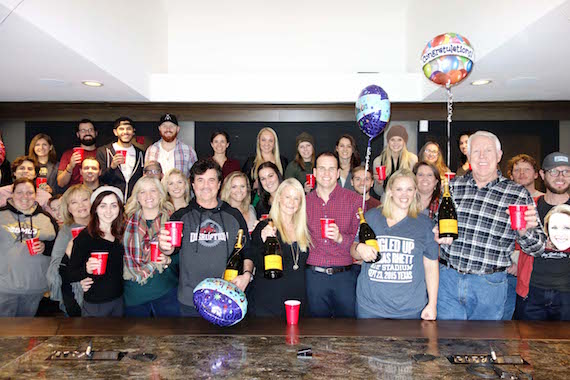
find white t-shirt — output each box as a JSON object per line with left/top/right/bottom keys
{"left": 158, "top": 143, "right": 175, "bottom": 175}
{"left": 113, "top": 143, "right": 136, "bottom": 183}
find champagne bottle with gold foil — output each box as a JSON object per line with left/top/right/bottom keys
{"left": 438, "top": 180, "right": 458, "bottom": 239}
{"left": 223, "top": 229, "right": 244, "bottom": 281}
{"left": 264, "top": 221, "right": 283, "bottom": 279}
{"left": 358, "top": 207, "right": 381, "bottom": 263}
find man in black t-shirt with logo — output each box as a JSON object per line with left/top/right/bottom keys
{"left": 517, "top": 152, "right": 570, "bottom": 320}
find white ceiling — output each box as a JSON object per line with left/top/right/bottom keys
{"left": 1, "top": 0, "right": 569, "bottom": 103}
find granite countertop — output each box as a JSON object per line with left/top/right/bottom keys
{"left": 1, "top": 334, "right": 568, "bottom": 379}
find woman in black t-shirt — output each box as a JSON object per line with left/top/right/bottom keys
{"left": 68, "top": 186, "right": 125, "bottom": 317}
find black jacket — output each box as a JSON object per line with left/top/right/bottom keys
{"left": 96, "top": 143, "right": 144, "bottom": 202}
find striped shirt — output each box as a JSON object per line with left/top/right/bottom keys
{"left": 145, "top": 139, "right": 197, "bottom": 178}
{"left": 306, "top": 185, "right": 361, "bottom": 267}
{"left": 440, "top": 171, "right": 546, "bottom": 274}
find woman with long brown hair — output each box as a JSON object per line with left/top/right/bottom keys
{"left": 28, "top": 133, "right": 60, "bottom": 194}
{"left": 67, "top": 186, "right": 126, "bottom": 317}
{"left": 335, "top": 134, "right": 361, "bottom": 191}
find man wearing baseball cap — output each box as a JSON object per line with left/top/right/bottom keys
{"left": 144, "top": 114, "right": 197, "bottom": 178}
{"left": 516, "top": 152, "right": 570, "bottom": 320}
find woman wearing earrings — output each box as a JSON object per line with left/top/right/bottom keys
{"left": 249, "top": 179, "right": 312, "bottom": 317}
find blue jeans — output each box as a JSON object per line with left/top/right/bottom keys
{"left": 517, "top": 285, "right": 570, "bottom": 321}
{"left": 305, "top": 267, "right": 357, "bottom": 318}
{"left": 125, "top": 287, "right": 181, "bottom": 317}
{"left": 501, "top": 273, "right": 517, "bottom": 320}
{"left": 437, "top": 264, "right": 507, "bottom": 320}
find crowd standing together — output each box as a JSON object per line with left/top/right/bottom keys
{"left": 0, "top": 117, "right": 568, "bottom": 321}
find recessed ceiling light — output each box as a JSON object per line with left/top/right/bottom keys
{"left": 82, "top": 80, "right": 103, "bottom": 87}
{"left": 471, "top": 79, "right": 492, "bottom": 86}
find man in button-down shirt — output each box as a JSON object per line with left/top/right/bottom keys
{"left": 435, "top": 131, "right": 546, "bottom": 320}
{"left": 305, "top": 152, "right": 361, "bottom": 317}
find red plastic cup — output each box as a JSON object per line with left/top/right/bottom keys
{"left": 306, "top": 174, "right": 315, "bottom": 189}
{"left": 509, "top": 205, "right": 528, "bottom": 230}
{"left": 26, "top": 237, "right": 39, "bottom": 256}
{"left": 91, "top": 252, "right": 109, "bottom": 275}
{"left": 320, "top": 218, "right": 335, "bottom": 238}
{"left": 285, "top": 324, "right": 300, "bottom": 345}
{"left": 444, "top": 172, "right": 456, "bottom": 181}
{"left": 376, "top": 166, "right": 387, "bottom": 181}
{"left": 468, "top": 163, "right": 472, "bottom": 171}
{"left": 35, "top": 177, "right": 47, "bottom": 189}
{"left": 285, "top": 300, "right": 301, "bottom": 325}
{"left": 71, "top": 226, "right": 85, "bottom": 239}
{"left": 164, "top": 221, "right": 183, "bottom": 247}
{"left": 73, "top": 147, "right": 85, "bottom": 161}
{"left": 150, "top": 241, "right": 161, "bottom": 262}
{"left": 116, "top": 150, "right": 127, "bottom": 164}
{"left": 260, "top": 214, "right": 270, "bottom": 221}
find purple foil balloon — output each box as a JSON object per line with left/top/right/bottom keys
{"left": 193, "top": 278, "right": 248, "bottom": 327}
{"left": 355, "top": 85, "right": 391, "bottom": 139}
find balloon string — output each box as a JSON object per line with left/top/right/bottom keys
{"left": 362, "top": 140, "right": 372, "bottom": 212}
{"left": 446, "top": 84, "right": 453, "bottom": 168}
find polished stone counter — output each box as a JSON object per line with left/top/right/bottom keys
{"left": 1, "top": 318, "right": 569, "bottom": 379}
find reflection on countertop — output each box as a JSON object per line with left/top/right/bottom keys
{"left": 0, "top": 334, "right": 568, "bottom": 379}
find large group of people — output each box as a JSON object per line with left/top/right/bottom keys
{"left": 0, "top": 117, "right": 568, "bottom": 321}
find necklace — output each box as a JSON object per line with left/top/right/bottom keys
{"left": 291, "top": 242, "right": 300, "bottom": 271}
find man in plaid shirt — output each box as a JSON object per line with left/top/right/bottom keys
{"left": 305, "top": 152, "right": 361, "bottom": 318}
{"left": 435, "top": 131, "right": 546, "bottom": 320}
{"left": 145, "top": 114, "right": 197, "bottom": 178}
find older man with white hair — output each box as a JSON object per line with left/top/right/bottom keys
{"left": 435, "top": 131, "right": 546, "bottom": 320}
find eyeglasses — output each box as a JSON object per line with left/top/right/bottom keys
{"left": 546, "top": 169, "right": 570, "bottom": 177}
{"left": 78, "top": 128, "right": 95, "bottom": 134}
{"left": 425, "top": 149, "right": 439, "bottom": 155}
{"left": 144, "top": 170, "right": 162, "bottom": 175}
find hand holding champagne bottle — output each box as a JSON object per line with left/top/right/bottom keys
{"left": 223, "top": 229, "right": 245, "bottom": 282}
{"left": 264, "top": 221, "right": 283, "bottom": 279}
{"left": 358, "top": 208, "right": 381, "bottom": 263}
{"left": 437, "top": 179, "right": 458, "bottom": 240}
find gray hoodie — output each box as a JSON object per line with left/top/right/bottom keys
{"left": 171, "top": 199, "right": 251, "bottom": 307}
{"left": 0, "top": 200, "right": 58, "bottom": 294}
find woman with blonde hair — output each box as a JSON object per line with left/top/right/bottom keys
{"left": 162, "top": 168, "right": 190, "bottom": 211}
{"left": 47, "top": 184, "right": 92, "bottom": 316}
{"left": 418, "top": 141, "right": 450, "bottom": 180}
{"left": 249, "top": 179, "right": 312, "bottom": 317}
{"left": 28, "top": 133, "right": 60, "bottom": 194}
{"left": 351, "top": 169, "right": 439, "bottom": 320}
{"left": 242, "top": 127, "right": 288, "bottom": 191}
{"left": 122, "top": 176, "right": 179, "bottom": 317}
{"left": 221, "top": 171, "right": 257, "bottom": 233}
{"left": 372, "top": 125, "right": 418, "bottom": 196}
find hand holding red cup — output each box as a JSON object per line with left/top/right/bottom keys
{"left": 73, "top": 147, "right": 85, "bottom": 162}
{"left": 320, "top": 218, "right": 335, "bottom": 238}
{"left": 116, "top": 150, "right": 127, "bottom": 164}
{"left": 150, "top": 241, "right": 161, "bottom": 262}
{"left": 376, "top": 166, "right": 387, "bottom": 181}
{"left": 26, "top": 237, "right": 40, "bottom": 256}
{"left": 509, "top": 205, "right": 529, "bottom": 230}
{"left": 90, "top": 252, "right": 109, "bottom": 275}
{"left": 164, "top": 221, "right": 183, "bottom": 247}
{"left": 306, "top": 174, "right": 315, "bottom": 189}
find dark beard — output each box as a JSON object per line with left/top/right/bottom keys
{"left": 160, "top": 132, "right": 178, "bottom": 143}
{"left": 80, "top": 136, "right": 96, "bottom": 146}
{"left": 545, "top": 180, "right": 570, "bottom": 195}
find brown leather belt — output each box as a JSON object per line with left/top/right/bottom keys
{"left": 438, "top": 258, "right": 505, "bottom": 275}
{"left": 307, "top": 265, "right": 352, "bottom": 275}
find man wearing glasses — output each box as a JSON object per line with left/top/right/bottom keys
{"left": 517, "top": 152, "right": 570, "bottom": 320}
{"left": 145, "top": 114, "right": 197, "bottom": 179}
{"left": 57, "top": 119, "right": 98, "bottom": 189}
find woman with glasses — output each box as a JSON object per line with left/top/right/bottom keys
{"left": 418, "top": 141, "right": 450, "bottom": 180}
{"left": 122, "top": 177, "right": 179, "bottom": 317}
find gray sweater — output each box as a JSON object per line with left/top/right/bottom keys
{"left": 0, "top": 201, "right": 58, "bottom": 294}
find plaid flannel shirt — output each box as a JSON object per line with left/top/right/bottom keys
{"left": 145, "top": 139, "right": 197, "bottom": 178}
{"left": 440, "top": 171, "right": 546, "bottom": 274}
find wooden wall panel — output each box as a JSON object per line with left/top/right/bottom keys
{"left": 1, "top": 102, "right": 569, "bottom": 122}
